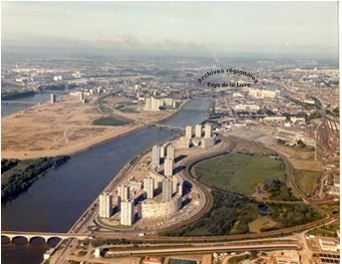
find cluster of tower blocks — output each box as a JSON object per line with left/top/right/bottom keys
{"left": 98, "top": 123, "right": 215, "bottom": 226}
{"left": 179, "top": 123, "right": 215, "bottom": 149}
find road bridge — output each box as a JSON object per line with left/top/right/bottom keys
{"left": 1, "top": 231, "right": 90, "bottom": 243}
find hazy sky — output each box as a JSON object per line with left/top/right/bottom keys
{"left": 2, "top": 1, "right": 339, "bottom": 57}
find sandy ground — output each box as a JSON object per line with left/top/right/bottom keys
{"left": 2, "top": 95, "right": 179, "bottom": 160}
{"left": 289, "top": 158, "right": 323, "bottom": 171}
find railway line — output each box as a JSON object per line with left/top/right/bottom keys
{"left": 104, "top": 241, "right": 302, "bottom": 257}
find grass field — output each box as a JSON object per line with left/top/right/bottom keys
{"left": 307, "top": 222, "right": 339, "bottom": 237}
{"left": 248, "top": 216, "right": 278, "bottom": 233}
{"left": 115, "top": 102, "right": 139, "bottom": 113}
{"left": 92, "top": 116, "right": 132, "bottom": 126}
{"left": 293, "top": 169, "right": 321, "bottom": 196}
{"left": 194, "top": 153, "right": 286, "bottom": 195}
{"left": 165, "top": 153, "right": 321, "bottom": 237}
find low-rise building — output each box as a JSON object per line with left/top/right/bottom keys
{"left": 319, "top": 237, "right": 340, "bottom": 252}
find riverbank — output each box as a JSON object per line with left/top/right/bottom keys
{"left": 1, "top": 156, "right": 70, "bottom": 201}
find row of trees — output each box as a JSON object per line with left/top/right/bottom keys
{"left": 1, "top": 159, "right": 20, "bottom": 174}
{"left": 264, "top": 179, "right": 299, "bottom": 201}
{"left": 268, "top": 204, "right": 321, "bottom": 228}
{"left": 164, "top": 189, "right": 258, "bottom": 237}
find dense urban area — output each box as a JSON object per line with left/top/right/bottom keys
{"left": 1, "top": 55, "right": 340, "bottom": 264}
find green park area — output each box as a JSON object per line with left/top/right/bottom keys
{"left": 194, "top": 153, "right": 286, "bottom": 195}
{"left": 92, "top": 116, "right": 132, "bottom": 126}
{"left": 163, "top": 151, "right": 322, "bottom": 237}
{"left": 163, "top": 190, "right": 259, "bottom": 236}
{"left": 293, "top": 169, "right": 321, "bottom": 196}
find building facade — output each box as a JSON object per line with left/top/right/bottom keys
{"left": 162, "top": 178, "right": 173, "bottom": 202}
{"left": 99, "top": 192, "right": 112, "bottom": 218}
{"left": 204, "top": 123, "right": 212, "bottom": 138}
{"left": 185, "top": 126, "right": 193, "bottom": 140}
{"left": 195, "top": 124, "right": 202, "bottom": 138}
{"left": 151, "top": 145, "right": 161, "bottom": 166}
{"left": 50, "top": 93, "right": 56, "bottom": 103}
{"left": 164, "top": 157, "right": 174, "bottom": 177}
{"left": 120, "top": 200, "right": 134, "bottom": 226}
{"left": 145, "top": 97, "right": 160, "bottom": 111}
{"left": 166, "top": 144, "right": 175, "bottom": 160}
{"left": 141, "top": 196, "right": 181, "bottom": 218}
{"left": 144, "top": 177, "right": 155, "bottom": 199}
{"left": 118, "top": 184, "right": 130, "bottom": 202}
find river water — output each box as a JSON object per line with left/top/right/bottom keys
{"left": 1, "top": 93, "right": 57, "bottom": 117}
{"left": 1, "top": 97, "right": 211, "bottom": 264}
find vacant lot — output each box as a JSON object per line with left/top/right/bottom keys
{"left": 194, "top": 153, "right": 286, "bottom": 195}
{"left": 294, "top": 169, "right": 322, "bottom": 196}
{"left": 248, "top": 216, "right": 278, "bottom": 233}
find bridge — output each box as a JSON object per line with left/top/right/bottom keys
{"left": 1, "top": 231, "right": 90, "bottom": 243}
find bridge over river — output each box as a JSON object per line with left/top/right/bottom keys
{"left": 1, "top": 231, "right": 90, "bottom": 243}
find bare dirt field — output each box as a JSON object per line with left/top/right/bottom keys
{"left": 289, "top": 159, "right": 323, "bottom": 171}
{"left": 2, "top": 95, "right": 179, "bottom": 159}
{"left": 248, "top": 216, "right": 278, "bottom": 233}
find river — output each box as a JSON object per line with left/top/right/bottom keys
{"left": 1, "top": 97, "right": 211, "bottom": 264}
{"left": 1, "top": 92, "right": 68, "bottom": 117}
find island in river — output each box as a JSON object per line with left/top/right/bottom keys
{"left": 2, "top": 93, "right": 185, "bottom": 160}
